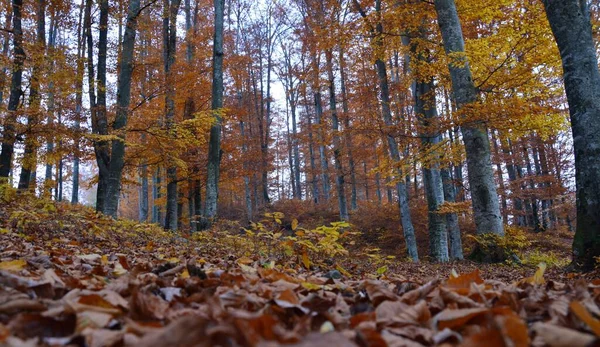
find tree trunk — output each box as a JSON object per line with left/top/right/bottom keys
{"left": 543, "top": 0, "right": 600, "bottom": 270}
{"left": 18, "top": 0, "right": 46, "bottom": 191}
{"left": 0, "top": 9, "right": 11, "bottom": 107}
{"left": 491, "top": 130, "right": 508, "bottom": 224}
{"left": 442, "top": 167, "right": 463, "bottom": 260}
{"left": 434, "top": 0, "right": 504, "bottom": 236}
{"left": 72, "top": 0, "right": 86, "bottom": 204}
{"left": 201, "top": 0, "right": 225, "bottom": 229}
{"left": 93, "top": 0, "right": 110, "bottom": 212}
{"left": 325, "top": 49, "right": 348, "bottom": 221}
{"left": 0, "top": 0, "right": 24, "bottom": 179}
{"left": 339, "top": 49, "right": 358, "bottom": 210}
{"left": 162, "top": 0, "right": 182, "bottom": 230}
{"left": 103, "top": 0, "right": 142, "bottom": 218}
{"left": 414, "top": 78, "right": 449, "bottom": 262}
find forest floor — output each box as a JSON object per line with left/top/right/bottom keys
{"left": 0, "top": 188, "right": 599, "bottom": 346}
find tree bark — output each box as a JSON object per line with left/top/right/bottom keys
{"left": 339, "top": 49, "right": 358, "bottom": 210}
{"left": 18, "top": 0, "right": 46, "bottom": 191}
{"left": 434, "top": 0, "right": 504, "bottom": 236}
{"left": 542, "top": 0, "right": 600, "bottom": 270}
{"left": 103, "top": 0, "right": 142, "bottom": 218}
{"left": 201, "top": 0, "right": 225, "bottom": 229}
{"left": 0, "top": 0, "right": 24, "bottom": 179}
{"left": 162, "top": 0, "right": 182, "bottom": 230}
{"left": 325, "top": 49, "right": 349, "bottom": 221}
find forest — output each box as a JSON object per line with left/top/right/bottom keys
{"left": 1, "top": 0, "right": 600, "bottom": 345}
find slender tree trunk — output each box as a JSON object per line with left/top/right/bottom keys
{"left": 72, "top": 0, "right": 85, "bottom": 204}
{"left": 201, "top": 0, "right": 225, "bottom": 229}
{"left": 18, "top": 0, "right": 46, "bottom": 191}
{"left": 0, "top": 9, "right": 11, "bottom": 107}
{"left": 491, "top": 130, "right": 508, "bottom": 223}
{"left": 325, "top": 49, "right": 348, "bottom": 221}
{"left": 442, "top": 167, "right": 463, "bottom": 260}
{"left": 162, "top": 0, "right": 182, "bottom": 230}
{"left": 153, "top": 168, "right": 163, "bottom": 225}
{"left": 501, "top": 135, "right": 525, "bottom": 225}
{"left": 363, "top": 0, "right": 418, "bottom": 260}
{"left": 434, "top": 0, "right": 504, "bottom": 237}
{"left": 339, "top": 49, "right": 357, "bottom": 210}
{"left": 44, "top": 19, "right": 57, "bottom": 197}
{"left": 414, "top": 78, "right": 449, "bottom": 262}
{"left": 0, "top": 0, "right": 24, "bottom": 179}
{"left": 93, "top": 0, "right": 110, "bottom": 212}
{"left": 103, "top": 0, "right": 142, "bottom": 218}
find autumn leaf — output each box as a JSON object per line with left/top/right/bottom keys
{"left": 0, "top": 259, "right": 26, "bottom": 272}
{"left": 570, "top": 301, "right": 600, "bottom": 336}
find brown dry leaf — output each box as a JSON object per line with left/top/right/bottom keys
{"left": 493, "top": 307, "right": 529, "bottom": 347}
{"left": 532, "top": 322, "right": 598, "bottom": 347}
{"left": 364, "top": 280, "right": 398, "bottom": 306}
{"left": 135, "top": 315, "right": 211, "bottom": 347}
{"left": 433, "top": 307, "right": 489, "bottom": 331}
{"left": 82, "top": 328, "right": 125, "bottom": 347}
{"left": 446, "top": 270, "right": 484, "bottom": 295}
{"left": 288, "top": 331, "right": 357, "bottom": 347}
{"left": 401, "top": 279, "right": 441, "bottom": 305}
{"left": 130, "top": 290, "right": 170, "bottom": 321}
{"left": 571, "top": 300, "right": 600, "bottom": 336}
{"left": 461, "top": 327, "right": 505, "bottom": 347}
{"left": 76, "top": 310, "right": 113, "bottom": 332}
{"left": 381, "top": 330, "right": 426, "bottom": 347}
{"left": 439, "top": 287, "right": 481, "bottom": 308}
{"left": 376, "top": 300, "right": 431, "bottom": 326}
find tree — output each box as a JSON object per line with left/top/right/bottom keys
{"left": 542, "top": 0, "right": 600, "bottom": 270}
{"left": 163, "top": 0, "right": 183, "bottom": 230}
{"left": 201, "top": 0, "right": 225, "bottom": 229}
{"left": 103, "top": 0, "right": 143, "bottom": 218}
{"left": 434, "top": 0, "right": 504, "bottom": 238}
{"left": 0, "top": 0, "right": 24, "bottom": 179}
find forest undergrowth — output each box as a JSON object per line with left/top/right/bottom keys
{"left": 1, "top": 185, "right": 599, "bottom": 346}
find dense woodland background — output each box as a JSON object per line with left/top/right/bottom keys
{"left": 1, "top": 0, "right": 600, "bottom": 268}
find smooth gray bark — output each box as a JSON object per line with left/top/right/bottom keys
{"left": 367, "top": 0, "right": 418, "bottom": 260}
{"left": 414, "top": 79, "right": 449, "bottom": 262}
{"left": 339, "top": 49, "right": 358, "bottom": 210}
{"left": 162, "top": 0, "right": 182, "bottom": 231}
{"left": 18, "top": 0, "right": 45, "bottom": 191}
{"left": 325, "top": 49, "right": 349, "bottom": 221}
{"left": 434, "top": 0, "right": 504, "bottom": 236}
{"left": 72, "top": 0, "right": 85, "bottom": 204}
{"left": 201, "top": 0, "right": 225, "bottom": 229}
{"left": 542, "top": 0, "right": 600, "bottom": 270}
{"left": 442, "top": 167, "right": 463, "bottom": 260}
{"left": 104, "top": 0, "right": 142, "bottom": 218}
{"left": 0, "top": 0, "right": 24, "bottom": 179}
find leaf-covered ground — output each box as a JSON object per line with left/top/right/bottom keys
{"left": 1, "top": 192, "right": 600, "bottom": 346}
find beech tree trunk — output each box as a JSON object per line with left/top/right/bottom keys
{"left": 339, "top": 49, "right": 358, "bottom": 210}
{"left": 415, "top": 78, "right": 449, "bottom": 262}
{"left": 0, "top": 10, "right": 10, "bottom": 107}
{"left": 201, "top": 0, "right": 225, "bottom": 229}
{"left": 72, "top": 0, "right": 85, "bottom": 204}
{"left": 0, "top": 0, "right": 24, "bottom": 179}
{"left": 325, "top": 49, "right": 349, "bottom": 221}
{"left": 18, "top": 0, "right": 45, "bottom": 191}
{"left": 162, "top": 0, "right": 182, "bottom": 230}
{"left": 434, "top": 0, "right": 504, "bottom": 237}
{"left": 542, "top": 0, "right": 600, "bottom": 270}
{"left": 103, "top": 0, "right": 142, "bottom": 218}
{"left": 92, "top": 0, "right": 110, "bottom": 212}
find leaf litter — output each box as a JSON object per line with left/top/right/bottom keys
{"left": 1, "top": 199, "right": 600, "bottom": 346}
